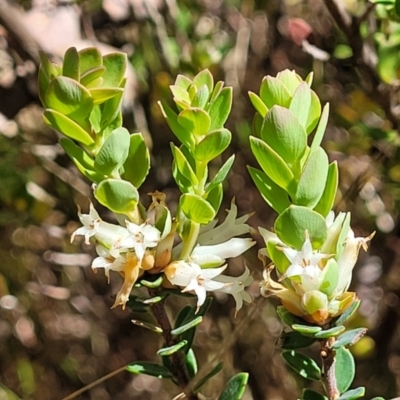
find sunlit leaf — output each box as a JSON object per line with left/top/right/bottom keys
{"left": 313, "top": 161, "right": 338, "bottom": 217}
{"left": 337, "top": 387, "right": 365, "bottom": 400}
{"left": 171, "top": 144, "right": 199, "bottom": 186}
{"left": 282, "top": 350, "right": 321, "bottom": 381}
{"left": 89, "top": 87, "right": 124, "bottom": 105}
{"left": 289, "top": 82, "right": 311, "bottom": 129}
{"left": 314, "top": 325, "right": 345, "bottom": 339}
{"left": 78, "top": 47, "right": 103, "bottom": 75}
{"left": 192, "top": 69, "right": 214, "bottom": 94}
{"left": 208, "top": 87, "right": 233, "bottom": 131}
{"left": 333, "top": 328, "right": 368, "bottom": 349}
{"left": 248, "top": 91, "right": 268, "bottom": 118}
{"left": 259, "top": 76, "right": 292, "bottom": 109}
{"left": 80, "top": 66, "right": 106, "bottom": 87}
{"left": 62, "top": 47, "right": 80, "bottom": 81}
{"left": 194, "top": 128, "right": 231, "bottom": 161}
{"left": 157, "top": 340, "right": 188, "bottom": 356}
{"left": 126, "top": 362, "right": 173, "bottom": 379}
{"left": 180, "top": 193, "right": 215, "bottom": 224}
{"left": 206, "top": 155, "right": 235, "bottom": 193}
{"left": 102, "top": 52, "right": 127, "bottom": 87}
{"left": 178, "top": 107, "right": 211, "bottom": 136}
{"left": 335, "top": 348, "right": 355, "bottom": 393}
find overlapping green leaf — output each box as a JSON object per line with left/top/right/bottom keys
{"left": 194, "top": 129, "right": 231, "bottom": 161}
{"left": 282, "top": 350, "right": 321, "bottom": 381}
{"left": 180, "top": 193, "right": 215, "bottom": 224}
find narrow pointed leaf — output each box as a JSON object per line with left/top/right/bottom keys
{"left": 310, "top": 103, "right": 330, "bottom": 154}
{"left": 80, "top": 66, "right": 106, "bottom": 87}
{"left": 334, "top": 300, "right": 361, "bottom": 326}
{"left": 89, "top": 87, "right": 124, "bottom": 104}
{"left": 206, "top": 155, "right": 235, "bottom": 193}
{"left": 248, "top": 166, "right": 290, "bottom": 213}
{"left": 126, "top": 362, "right": 173, "bottom": 379}
{"left": 131, "top": 319, "right": 163, "bottom": 333}
{"left": 289, "top": 82, "right": 312, "bottom": 129}
{"left": 94, "top": 179, "right": 138, "bottom": 213}
{"left": 248, "top": 91, "right": 268, "bottom": 117}
{"left": 180, "top": 193, "right": 215, "bottom": 224}
{"left": 171, "top": 316, "right": 203, "bottom": 336}
{"left": 185, "top": 349, "right": 198, "bottom": 378}
{"left": 314, "top": 325, "right": 345, "bottom": 339}
{"left": 171, "top": 144, "right": 199, "bottom": 186}
{"left": 250, "top": 136, "right": 295, "bottom": 195}
{"left": 306, "top": 91, "right": 322, "bottom": 133}
{"left": 192, "top": 69, "right": 214, "bottom": 93}
{"left": 282, "top": 350, "right": 322, "bottom": 381}
{"left": 335, "top": 348, "right": 355, "bottom": 393}
{"left": 292, "top": 324, "right": 322, "bottom": 335}
{"left": 193, "top": 362, "right": 224, "bottom": 392}
{"left": 208, "top": 87, "right": 233, "bottom": 130}
{"left": 44, "top": 109, "right": 94, "bottom": 145}
{"left": 139, "top": 275, "right": 163, "bottom": 288}
{"left": 157, "top": 340, "right": 188, "bottom": 356}
{"left": 274, "top": 205, "right": 327, "bottom": 249}
{"left": 192, "top": 85, "right": 210, "bottom": 108}
{"left": 218, "top": 373, "right": 249, "bottom": 400}
{"left": 205, "top": 183, "right": 223, "bottom": 213}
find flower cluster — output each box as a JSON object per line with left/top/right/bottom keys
{"left": 260, "top": 212, "right": 374, "bottom": 325}
{"left": 71, "top": 199, "right": 255, "bottom": 312}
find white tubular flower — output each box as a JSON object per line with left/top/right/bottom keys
{"left": 279, "top": 231, "right": 331, "bottom": 282}
{"left": 92, "top": 245, "right": 126, "bottom": 282}
{"left": 191, "top": 238, "right": 256, "bottom": 268}
{"left": 71, "top": 203, "right": 101, "bottom": 244}
{"left": 197, "top": 200, "right": 254, "bottom": 245}
{"left": 115, "top": 221, "right": 161, "bottom": 262}
{"left": 214, "top": 267, "right": 253, "bottom": 312}
{"left": 164, "top": 261, "right": 229, "bottom": 309}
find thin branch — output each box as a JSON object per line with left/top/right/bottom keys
{"left": 320, "top": 339, "right": 339, "bottom": 400}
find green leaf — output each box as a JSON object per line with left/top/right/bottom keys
{"left": 0, "top": 384, "right": 22, "bottom": 400}
{"left": 205, "top": 184, "right": 223, "bottom": 213}
{"left": 100, "top": 88, "right": 124, "bottom": 130}
{"left": 247, "top": 166, "right": 290, "bottom": 213}
{"left": 274, "top": 205, "right": 328, "bottom": 249}
{"left": 158, "top": 101, "right": 195, "bottom": 148}
{"left": 171, "top": 144, "right": 199, "bottom": 186}
{"left": 282, "top": 350, "right": 321, "bottom": 381}
{"left": 250, "top": 136, "right": 295, "bottom": 195}
{"left": 178, "top": 108, "right": 211, "bottom": 136}
{"left": 192, "top": 69, "right": 214, "bottom": 94}
{"left": 275, "top": 331, "right": 316, "bottom": 350}
{"left": 306, "top": 91, "right": 322, "bottom": 134}
{"left": 334, "top": 300, "right": 361, "bottom": 326}
{"left": 102, "top": 52, "right": 127, "bottom": 87}
{"left": 44, "top": 109, "right": 94, "bottom": 146}
{"left": 185, "top": 349, "right": 198, "bottom": 378}
{"left": 208, "top": 87, "right": 233, "bottom": 131}
{"left": 302, "top": 389, "right": 328, "bottom": 400}
{"left": 80, "top": 66, "right": 106, "bottom": 87}
{"left": 310, "top": 103, "right": 330, "bottom": 154}
{"left": 126, "top": 296, "right": 150, "bottom": 313}
{"left": 175, "top": 74, "right": 192, "bottom": 90}
{"left": 78, "top": 47, "right": 102, "bottom": 75}
{"left": 139, "top": 275, "right": 163, "bottom": 288}
{"left": 332, "top": 328, "right": 368, "bottom": 349}
{"left": 337, "top": 387, "right": 365, "bottom": 400}
{"left": 46, "top": 76, "right": 93, "bottom": 120}
{"left": 62, "top": 47, "right": 80, "bottom": 81}
{"left": 157, "top": 340, "right": 188, "bottom": 356}
{"left": 248, "top": 91, "right": 268, "bottom": 118}
{"left": 194, "top": 128, "right": 231, "bottom": 161}
{"left": 261, "top": 106, "right": 307, "bottom": 164}
{"left": 171, "top": 316, "right": 203, "bottom": 336}
{"left": 318, "top": 258, "right": 339, "bottom": 297}
{"left": 292, "top": 324, "right": 322, "bottom": 335}
{"left": 191, "top": 85, "right": 210, "bottom": 108}
{"left": 94, "top": 127, "right": 130, "bottom": 175}
{"left": 170, "top": 84, "right": 191, "bottom": 105}
{"left": 126, "top": 362, "right": 173, "bottom": 379}
{"left": 252, "top": 113, "right": 263, "bottom": 138}
{"left": 276, "top": 306, "right": 312, "bottom": 327}
{"left": 218, "top": 372, "right": 249, "bottom": 400}
{"left": 289, "top": 82, "right": 312, "bottom": 129}
{"left": 294, "top": 147, "right": 329, "bottom": 208}
{"left": 89, "top": 87, "right": 124, "bottom": 105}
{"left": 335, "top": 348, "right": 355, "bottom": 393}
{"left": 59, "top": 138, "right": 102, "bottom": 182}
{"left": 313, "top": 161, "right": 338, "bottom": 217}
{"left": 122, "top": 133, "right": 150, "bottom": 188}
{"left": 94, "top": 179, "right": 139, "bottom": 213}
{"left": 260, "top": 76, "right": 292, "bottom": 109}
{"left": 206, "top": 155, "right": 235, "bottom": 193}
{"left": 314, "top": 325, "right": 345, "bottom": 339}
{"left": 193, "top": 362, "right": 224, "bottom": 392}
{"left": 276, "top": 70, "right": 302, "bottom": 95}
{"left": 180, "top": 193, "right": 215, "bottom": 224}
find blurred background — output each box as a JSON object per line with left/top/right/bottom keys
{"left": 1, "top": 0, "right": 400, "bottom": 399}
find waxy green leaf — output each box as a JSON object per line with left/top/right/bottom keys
{"left": 157, "top": 340, "right": 188, "bottom": 356}
{"left": 102, "top": 52, "right": 127, "bottom": 87}
{"left": 80, "top": 66, "right": 106, "bottom": 87}
{"left": 192, "top": 69, "right": 214, "bottom": 94}
{"left": 218, "top": 373, "right": 249, "bottom": 400}
{"left": 94, "top": 127, "right": 130, "bottom": 175}
{"left": 208, "top": 87, "right": 233, "bottom": 131}
{"left": 275, "top": 331, "right": 316, "bottom": 350}
{"left": 313, "top": 161, "right": 338, "bottom": 217}
{"left": 318, "top": 258, "right": 339, "bottom": 297}
{"left": 78, "top": 47, "right": 102, "bottom": 75}
{"left": 335, "top": 348, "right": 355, "bottom": 393}
{"left": 337, "top": 387, "right": 365, "bottom": 400}
{"left": 259, "top": 76, "right": 292, "bottom": 109}
{"left": 310, "top": 103, "right": 330, "bottom": 154}
{"left": 191, "top": 85, "right": 210, "bottom": 108}
{"left": 333, "top": 328, "right": 368, "bottom": 349}
{"left": 302, "top": 389, "right": 328, "bottom": 400}
{"left": 171, "top": 144, "right": 199, "bottom": 187}
{"left": 334, "top": 300, "right": 361, "bottom": 326}
{"left": 294, "top": 147, "right": 329, "bottom": 208}
{"left": 194, "top": 128, "right": 231, "bottom": 161}
{"left": 276, "top": 70, "right": 302, "bottom": 95}
{"left": 314, "top": 325, "right": 345, "bottom": 339}
{"left": 205, "top": 183, "right": 223, "bottom": 213}
{"left": 171, "top": 316, "right": 203, "bottom": 336}
{"left": 292, "top": 324, "right": 322, "bottom": 335}
{"left": 44, "top": 109, "right": 94, "bottom": 146}
{"left": 250, "top": 136, "right": 295, "bottom": 195}
{"left": 274, "top": 205, "right": 327, "bottom": 249}
{"left": 126, "top": 362, "right": 173, "bottom": 379}
{"left": 306, "top": 91, "right": 322, "bottom": 133}
{"left": 178, "top": 108, "right": 211, "bottom": 136}
{"left": 206, "top": 155, "right": 235, "bottom": 193}
{"left": 180, "top": 193, "right": 215, "bottom": 224}
{"left": 261, "top": 106, "right": 307, "bottom": 164}
{"left": 94, "top": 179, "right": 139, "bottom": 213}
{"left": 289, "top": 82, "right": 312, "bottom": 129}
{"left": 248, "top": 91, "right": 268, "bottom": 118}
{"left": 89, "top": 87, "right": 124, "bottom": 105}
{"left": 122, "top": 133, "right": 150, "bottom": 188}
{"left": 282, "top": 350, "right": 321, "bottom": 381}
{"left": 62, "top": 47, "right": 80, "bottom": 81}
{"left": 170, "top": 84, "right": 191, "bottom": 105}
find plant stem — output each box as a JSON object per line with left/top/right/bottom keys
{"left": 180, "top": 221, "right": 200, "bottom": 260}
{"left": 149, "top": 289, "right": 198, "bottom": 400}
{"left": 320, "top": 338, "right": 340, "bottom": 400}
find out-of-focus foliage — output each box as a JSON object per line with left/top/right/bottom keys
{"left": 1, "top": 0, "right": 400, "bottom": 399}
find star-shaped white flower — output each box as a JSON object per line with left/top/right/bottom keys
{"left": 115, "top": 222, "right": 160, "bottom": 262}
{"left": 91, "top": 245, "right": 126, "bottom": 282}
{"left": 279, "top": 231, "right": 330, "bottom": 282}
{"left": 164, "top": 261, "right": 229, "bottom": 309}
{"left": 71, "top": 203, "right": 101, "bottom": 244}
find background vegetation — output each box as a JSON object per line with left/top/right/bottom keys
{"left": 0, "top": 0, "right": 399, "bottom": 399}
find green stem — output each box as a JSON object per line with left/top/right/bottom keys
{"left": 180, "top": 221, "right": 200, "bottom": 260}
